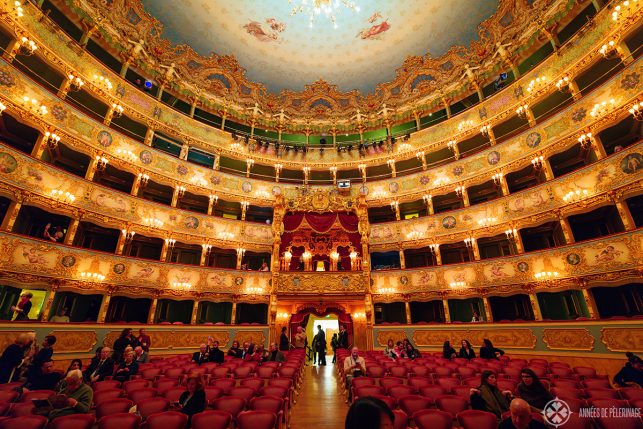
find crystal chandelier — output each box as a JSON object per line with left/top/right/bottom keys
{"left": 288, "top": 0, "right": 360, "bottom": 29}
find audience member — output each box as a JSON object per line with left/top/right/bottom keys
{"left": 47, "top": 369, "right": 93, "bottom": 420}
{"left": 294, "top": 326, "right": 307, "bottom": 349}
{"left": 331, "top": 333, "right": 338, "bottom": 364}
{"left": 498, "top": 398, "right": 548, "bottom": 429}
{"left": 279, "top": 327, "right": 290, "bottom": 351}
{"left": 208, "top": 341, "right": 224, "bottom": 364}
{"left": 134, "top": 346, "right": 149, "bottom": 364}
{"left": 385, "top": 339, "right": 397, "bottom": 359}
{"left": 259, "top": 262, "right": 270, "bottom": 271}
{"left": 227, "top": 340, "right": 242, "bottom": 358}
{"left": 613, "top": 352, "right": 643, "bottom": 387}
{"left": 338, "top": 325, "right": 349, "bottom": 349}
{"left": 345, "top": 396, "right": 394, "bottom": 429}
{"left": 24, "top": 359, "right": 61, "bottom": 391}
{"left": 516, "top": 368, "right": 553, "bottom": 410}
{"left": 244, "top": 343, "right": 262, "bottom": 363}
{"left": 177, "top": 376, "right": 206, "bottom": 427}
{"left": 112, "top": 328, "right": 134, "bottom": 363}
{"left": 480, "top": 338, "right": 504, "bottom": 359}
{"left": 404, "top": 343, "right": 420, "bottom": 359}
{"left": 313, "top": 325, "right": 327, "bottom": 366}
{"left": 83, "top": 347, "right": 113, "bottom": 383}
{"left": 240, "top": 342, "right": 250, "bottom": 359}
{"left": 137, "top": 328, "right": 151, "bottom": 352}
{"left": 471, "top": 310, "right": 481, "bottom": 322}
{"left": 192, "top": 344, "right": 210, "bottom": 365}
{"left": 11, "top": 292, "right": 33, "bottom": 321}
{"left": 113, "top": 351, "right": 138, "bottom": 382}
{"left": 265, "top": 342, "right": 285, "bottom": 362}
{"left": 49, "top": 308, "right": 70, "bottom": 323}
{"left": 43, "top": 223, "right": 64, "bottom": 242}
{"left": 66, "top": 359, "right": 82, "bottom": 373}
{"left": 25, "top": 335, "right": 56, "bottom": 380}
{"left": 0, "top": 332, "right": 33, "bottom": 383}
{"left": 443, "top": 341, "right": 457, "bottom": 359}
{"left": 344, "top": 347, "right": 366, "bottom": 402}
{"left": 470, "top": 370, "right": 512, "bottom": 418}
{"left": 459, "top": 339, "right": 476, "bottom": 359}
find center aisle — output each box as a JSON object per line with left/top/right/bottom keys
{"left": 289, "top": 356, "right": 349, "bottom": 429}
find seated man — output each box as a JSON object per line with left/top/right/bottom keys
{"left": 83, "top": 347, "right": 113, "bottom": 383}
{"left": 47, "top": 369, "right": 93, "bottom": 420}
{"left": 265, "top": 342, "right": 285, "bottom": 363}
{"left": 344, "top": 347, "right": 366, "bottom": 402}
{"left": 613, "top": 353, "right": 643, "bottom": 387}
{"left": 499, "top": 398, "right": 547, "bottom": 429}
{"left": 192, "top": 344, "right": 209, "bottom": 365}
{"left": 113, "top": 351, "right": 138, "bottom": 382}
{"left": 208, "top": 341, "right": 224, "bottom": 364}
{"left": 24, "top": 359, "right": 61, "bottom": 391}
{"left": 134, "top": 346, "right": 149, "bottom": 364}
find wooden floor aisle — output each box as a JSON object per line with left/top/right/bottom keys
{"left": 289, "top": 356, "right": 348, "bottom": 429}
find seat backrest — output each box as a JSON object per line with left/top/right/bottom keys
{"left": 366, "top": 366, "right": 385, "bottom": 378}
{"left": 388, "top": 385, "right": 417, "bottom": 399}
{"left": 582, "top": 379, "right": 611, "bottom": 389}
{"left": 234, "top": 367, "right": 253, "bottom": 379}
{"left": 127, "top": 388, "right": 157, "bottom": 402}
{"left": 408, "top": 377, "right": 432, "bottom": 389}
{"left": 162, "top": 387, "right": 185, "bottom": 403}
{"left": 435, "top": 395, "right": 469, "bottom": 417}
{"left": 0, "top": 415, "right": 48, "bottom": 429}
{"left": 93, "top": 388, "right": 125, "bottom": 405}
{"left": 123, "top": 379, "right": 150, "bottom": 393}
{"left": 93, "top": 381, "right": 122, "bottom": 392}
{"left": 97, "top": 413, "right": 141, "bottom": 429}
{"left": 369, "top": 395, "right": 396, "bottom": 410}
{"left": 228, "top": 387, "right": 256, "bottom": 402}
{"left": 354, "top": 385, "right": 385, "bottom": 398}
{"left": 397, "top": 395, "right": 433, "bottom": 417}
{"left": 237, "top": 410, "right": 277, "bottom": 429}
{"left": 155, "top": 378, "right": 179, "bottom": 392}
{"left": 48, "top": 414, "right": 95, "bottom": 429}
{"left": 552, "top": 379, "right": 579, "bottom": 389}
{"left": 145, "top": 411, "right": 188, "bottom": 429}
{"left": 418, "top": 386, "right": 446, "bottom": 401}
{"left": 210, "top": 397, "right": 246, "bottom": 418}
{"left": 8, "top": 403, "right": 35, "bottom": 417}
{"left": 136, "top": 397, "right": 170, "bottom": 419}
{"left": 249, "top": 395, "right": 284, "bottom": 415}
{"left": 412, "top": 366, "right": 431, "bottom": 377}
{"left": 619, "top": 387, "right": 643, "bottom": 401}
{"left": 392, "top": 409, "right": 408, "bottom": 429}
{"left": 389, "top": 366, "right": 408, "bottom": 378}
{"left": 351, "top": 377, "right": 376, "bottom": 389}
{"left": 259, "top": 386, "right": 288, "bottom": 399}
{"left": 573, "top": 366, "right": 597, "bottom": 378}
{"left": 204, "top": 387, "right": 224, "bottom": 402}
{"left": 268, "top": 378, "right": 293, "bottom": 390}
{"left": 211, "top": 368, "right": 231, "bottom": 379}
{"left": 413, "top": 409, "right": 453, "bottom": 429}
{"left": 457, "top": 410, "right": 497, "bottom": 429}
{"left": 586, "top": 388, "right": 619, "bottom": 399}
{"left": 95, "top": 398, "right": 134, "bottom": 419}
{"left": 191, "top": 410, "right": 231, "bottom": 429}
{"left": 210, "top": 378, "right": 236, "bottom": 391}
{"left": 256, "top": 367, "right": 275, "bottom": 379}
{"left": 380, "top": 377, "right": 405, "bottom": 390}
{"left": 240, "top": 378, "right": 264, "bottom": 390}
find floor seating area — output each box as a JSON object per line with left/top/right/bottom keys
{"left": 0, "top": 350, "right": 306, "bottom": 429}
{"left": 336, "top": 349, "right": 642, "bottom": 429}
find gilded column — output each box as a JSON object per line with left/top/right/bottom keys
{"left": 191, "top": 300, "right": 199, "bottom": 325}
{"left": 461, "top": 187, "right": 470, "bottom": 207}
{"left": 364, "top": 294, "right": 374, "bottom": 351}
{"left": 144, "top": 128, "right": 154, "bottom": 146}
{"left": 558, "top": 214, "right": 575, "bottom": 244}
{"left": 498, "top": 174, "right": 510, "bottom": 196}
{"left": 612, "top": 197, "right": 636, "bottom": 231}
{"left": 485, "top": 126, "right": 497, "bottom": 146}
{"left": 399, "top": 249, "right": 406, "bottom": 269}
{"left": 115, "top": 229, "right": 127, "bottom": 255}
{"left": 568, "top": 79, "right": 582, "bottom": 101}
{"left": 231, "top": 302, "right": 237, "bottom": 324}
{"left": 57, "top": 78, "right": 72, "bottom": 100}
{"left": 160, "top": 240, "right": 170, "bottom": 262}
{"left": 1, "top": 197, "right": 23, "bottom": 231}
{"left": 63, "top": 217, "right": 80, "bottom": 246}
{"left": 39, "top": 289, "right": 56, "bottom": 321}
{"left": 434, "top": 248, "right": 442, "bottom": 266}
{"left": 31, "top": 133, "right": 47, "bottom": 159}
{"left": 84, "top": 156, "right": 98, "bottom": 181}
{"left": 482, "top": 297, "right": 493, "bottom": 322}
{"left": 97, "top": 293, "right": 111, "bottom": 323}
{"left": 147, "top": 297, "right": 158, "bottom": 324}
{"left": 404, "top": 301, "right": 412, "bottom": 324}
{"left": 529, "top": 293, "right": 542, "bottom": 321}
{"left": 470, "top": 238, "right": 480, "bottom": 261}
{"left": 580, "top": 286, "right": 598, "bottom": 319}
{"left": 591, "top": 135, "right": 607, "bottom": 160}
{"left": 514, "top": 231, "right": 525, "bottom": 254}
{"left": 442, "top": 299, "right": 451, "bottom": 323}
{"left": 542, "top": 158, "right": 555, "bottom": 181}
{"left": 171, "top": 186, "right": 180, "bottom": 207}
{"left": 131, "top": 174, "right": 142, "bottom": 196}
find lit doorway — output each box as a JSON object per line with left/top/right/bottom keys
{"left": 305, "top": 314, "right": 339, "bottom": 355}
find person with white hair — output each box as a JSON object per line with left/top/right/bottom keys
{"left": 47, "top": 369, "right": 93, "bottom": 420}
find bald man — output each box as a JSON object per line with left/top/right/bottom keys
{"left": 499, "top": 398, "right": 547, "bottom": 429}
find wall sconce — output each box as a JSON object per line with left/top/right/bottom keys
{"left": 386, "top": 159, "right": 395, "bottom": 169}
{"left": 173, "top": 282, "right": 192, "bottom": 289}
{"left": 112, "top": 103, "right": 124, "bottom": 118}
{"left": 93, "top": 75, "right": 113, "bottom": 91}
{"left": 330, "top": 251, "right": 339, "bottom": 262}
{"left": 144, "top": 218, "right": 164, "bottom": 228}
{"left": 433, "top": 177, "right": 449, "bottom": 187}
{"left": 628, "top": 101, "right": 643, "bottom": 121}
{"left": 201, "top": 243, "right": 212, "bottom": 255}
{"left": 378, "top": 287, "right": 396, "bottom": 294}
{"left": 246, "top": 158, "right": 255, "bottom": 169}
{"left": 5, "top": 1, "right": 24, "bottom": 18}
{"left": 563, "top": 189, "right": 589, "bottom": 203}
{"left": 176, "top": 186, "right": 186, "bottom": 199}
{"left": 358, "top": 163, "right": 366, "bottom": 175}
{"left": 422, "top": 194, "right": 432, "bottom": 205}
{"left": 165, "top": 238, "right": 176, "bottom": 248}
{"left": 457, "top": 119, "right": 474, "bottom": 133}
{"left": 276, "top": 312, "right": 290, "bottom": 321}
{"left": 492, "top": 172, "right": 503, "bottom": 186}
{"left": 590, "top": 99, "right": 616, "bottom": 118}
{"left": 138, "top": 173, "right": 149, "bottom": 188}
{"left": 95, "top": 155, "right": 108, "bottom": 171}
{"left": 240, "top": 200, "right": 249, "bottom": 211}
{"left": 352, "top": 312, "right": 366, "bottom": 320}
{"left": 480, "top": 124, "right": 491, "bottom": 137}
{"left": 526, "top": 76, "right": 547, "bottom": 93}
{"left": 504, "top": 228, "right": 518, "bottom": 239}
{"left": 535, "top": 271, "right": 559, "bottom": 280}
{"left": 389, "top": 200, "right": 399, "bottom": 211}
{"left": 116, "top": 148, "right": 137, "bottom": 163}
{"left": 218, "top": 231, "right": 234, "bottom": 241}
{"left": 67, "top": 73, "right": 84, "bottom": 92}
{"left": 406, "top": 230, "right": 423, "bottom": 240}
{"left": 0, "top": 102, "right": 5, "bottom": 115}
{"left": 80, "top": 272, "right": 105, "bottom": 282}
{"left": 556, "top": 75, "right": 571, "bottom": 93}
{"left": 455, "top": 185, "right": 465, "bottom": 198}
{"left": 612, "top": 1, "right": 636, "bottom": 22}
{"left": 121, "top": 229, "right": 135, "bottom": 244}
{"left": 415, "top": 151, "right": 425, "bottom": 160}
{"left": 22, "top": 96, "right": 47, "bottom": 115}
{"left": 464, "top": 237, "right": 475, "bottom": 247}
{"left": 246, "top": 286, "right": 265, "bottom": 295}
{"left": 44, "top": 131, "right": 60, "bottom": 148}
{"left": 429, "top": 243, "right": 439, "bottom": 254}
{"left": 18, "top": 36, "right": 37, "bottom": 56}
{"left": 397, "top": 143, "right": 412, "bottom": 153}
{"left": 531, "top": 155, "right": 544, "bottom": 170}
{"left": 50, "top": 189, "right": 75, "bottom": 203}
{"left": 447, "top": 140, "right": 457, "bottom": 153}
{"left": 349, "top": 251, "right": 358, "bottom": 261}
{"left": 449, "top": 281, "right": 467, "bottom": 288}
{"left": 577, "top": 133, "right": 593, "bottom": 149}
{"left": 516, "top": 104, "right": 529, "bottom": 119}
{"left": 599, "top": 40, "right": 617, "bottom": 59}
{"left": 477, "top": 217, "right": 496, "bottom": 227}
{"left": 283, "top": 251, "right": 292, "bottom": 264}
{"left": 236, "top": 248, "right": 246, "bottom": 258}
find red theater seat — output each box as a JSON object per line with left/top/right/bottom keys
{"left": 145, "top": 411, "right": 188, "bottom": 429}
{"left": 0, "top": 416, "right": 47, "bottom": 429}
{"left": 457, "top": 410, "right": 497, "bottom": 429}
{"left": 435, "top": 395, "right": 469, "bottom": 417}
{"left": 97, "top": 413, "right": 140, "bottom": 429}
{"left": 210, "top": 397, "right": 246, "bottom": 419}
{"left": 92, "top": 381, "right": 121, "bottom": 392}
{"left": 19, "top": 391, "right": 54, "bottom": 403}
{"left": 95, "top": 398, "right": 133, "bottom": 419}
{"left": 191, "top": 410, "right": 231, "bottom": 429}
{"left": 413, "top": 409, "right": 453, "bottom": 429}
{"left": 127, "top": 388, "right": 157, "bottom": 403}
{"left": 136, "top": 397, "right": 170, "bottom": 419}
{"left": 392, "top": 409, "right": 408, "bottom": 429}
{"left": 237, "top": 410, "right": 277, "bottom": 429}
{"left": 397, "top": 395, "right": 433, "bottom": 417}
{"left": 48, "top": 414, "right": 95, "bottom": 429}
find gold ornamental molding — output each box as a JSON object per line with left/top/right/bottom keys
{"left": 284, "top": 188, "right": 357, "bottom": 213}
{"left": 274, "top": 272, "right": 369, "bottom": 295}
{"left": 411, "top": 328, "right": 537, "bottom": 349}
{"left": 46, "top": 330, "right": 98, "bottom": 354}
{"left": 102, "top": 329, "right": 232, "bottom": 350}
{"left": 542, "top": 328, "right": 595, "bottom": 351}
{"left": 600, "top": 327, "right": 643, "bottom": 352}
{"left": 376, "top": 330, "right": 408, "bottom": 347}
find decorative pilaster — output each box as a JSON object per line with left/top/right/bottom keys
{"left": 404, "top": 301, "right": 411, "bottom": 324}
{"left": 442, "top": 299, "right": 451, "bottom": 323}
{"left": 63, "top": 217, "right": 80, "bottom": 245}
{"left": 529, "top": 293, "right": 542, "bottom": 321}
{"left": 580, "top": 286, "right": 598, "bottom": 319}
{"left": 31, "top": 133, "right": 47, "bottom": 159}
{"left": 144, "top": 128, "right": 154, "bottom": 146}
{"left": 39, "top": 289, "right": 56, "bottom": 321}
{"left": 612, "top": 196, "right": 636, "bottom": 231}
{"left": 147, "top": 297, "right": 158, "bottom": 324}
{"left": 399, "top": 249, "right": 405, "bottom": 269}
{"left": 231, "top": 302, "right": 237, "bottom": 324}
{"left": 482, "top": 296, "right": 493, "bottom": 322}
{"left": 97, "top": 293, "right": 111, "bottom": 323}
{"left": 191, "top": 300, "right": 199, "bottom": 324}
{"left": 1, "top": 198, "right": 23, "bottom": 231}
{"left": 558, "top": 214, "right": 575, "bottom": 244}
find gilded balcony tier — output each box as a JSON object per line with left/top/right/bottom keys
{"left": 0, "top": 1, "right": 638, "bottom": 168}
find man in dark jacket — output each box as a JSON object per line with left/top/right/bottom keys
{"left": 313, "top": 325, "right": 327, "bottom": 366}
{"left": 24, "top": 359, "right": 61, "bottom": 390}
{"left": 25, "top": 335, "right": 56, "bottom": 380}
{"left": 191, "top": 344, "right": 210, "bottom": 365}
{"left": 614, "top": 353, "right": 643, "bottom": 387}
{"left": 338, "top": 325, "right": 349, "bottom": 349}
{"left": 83, "top": 347, "right": 114, "bottom": 383}
{"left": 208, "top": 341, "right": 224, "bottom": 364}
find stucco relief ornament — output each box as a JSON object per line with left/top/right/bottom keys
{"left": 0, "top": 68, "right": 16, "bottom": 87}
{"left": 571, "top": 107, "right": 586, "bottom": 123}
{"left": 620, "top": 72, "right": 640, "bottom": 90}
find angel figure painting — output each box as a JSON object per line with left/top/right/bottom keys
{"left": 357, "top": 12, "right": 390, "bottom": 40}
{"left": 244, "top": 18, "right": 286, "bottom": 42}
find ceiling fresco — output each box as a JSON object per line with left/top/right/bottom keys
{"left": 140, "top": 0, "right": 499, "bottom": 94}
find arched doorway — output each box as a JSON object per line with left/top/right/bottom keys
{"left": 287, "top": 304, "right": 355, "bottom": 355}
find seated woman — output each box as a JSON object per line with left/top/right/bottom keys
{"left": 177, "top": 376, "right": 206, "bottom": 427}
{"left": 113, "top": 351, "right": 138, "bottom": 383}
{"left": 243, "top": 343, "right": 262, "bottom": 363}
{"left": 480, "top": 338, "right": 504, "bottom": 359}
{"left": 516, "top": 368, "right": 553, "bottom": 410}
{"left": 443, "top": 341, "right": 457, "bottom": 359}
{"left": 227, "top": 340, "right": 242, "bottom": 358}
{"left": 470, "top": 370, "right": 512, "bottom": 418}
{"left": 459, "top": 340, "right": 476, "bottom": 359}
{"left": 384, "top": 339, "right": 397, "bottom": 360}
{"left": 404, "top": 343, "right": 421, "bottom": 360}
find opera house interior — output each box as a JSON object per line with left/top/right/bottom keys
{"left": 0, "top": 0, "right": 640, "bottom": 427}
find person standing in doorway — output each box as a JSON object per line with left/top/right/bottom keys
{"left": 331, "top": 333, "right": 338, "bottom": 364}
{"left": 279, "top": 326, "right": 290, "bottom": 351}
{"left": 338, "top": 325, "right": 349, "bottom": 349}
{"left": 314, "top": 325, "right": 327, "bottom": 366}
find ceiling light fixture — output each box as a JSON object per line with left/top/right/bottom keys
{"left": 289, "top": 0, "right": 360, "bottom": 29}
